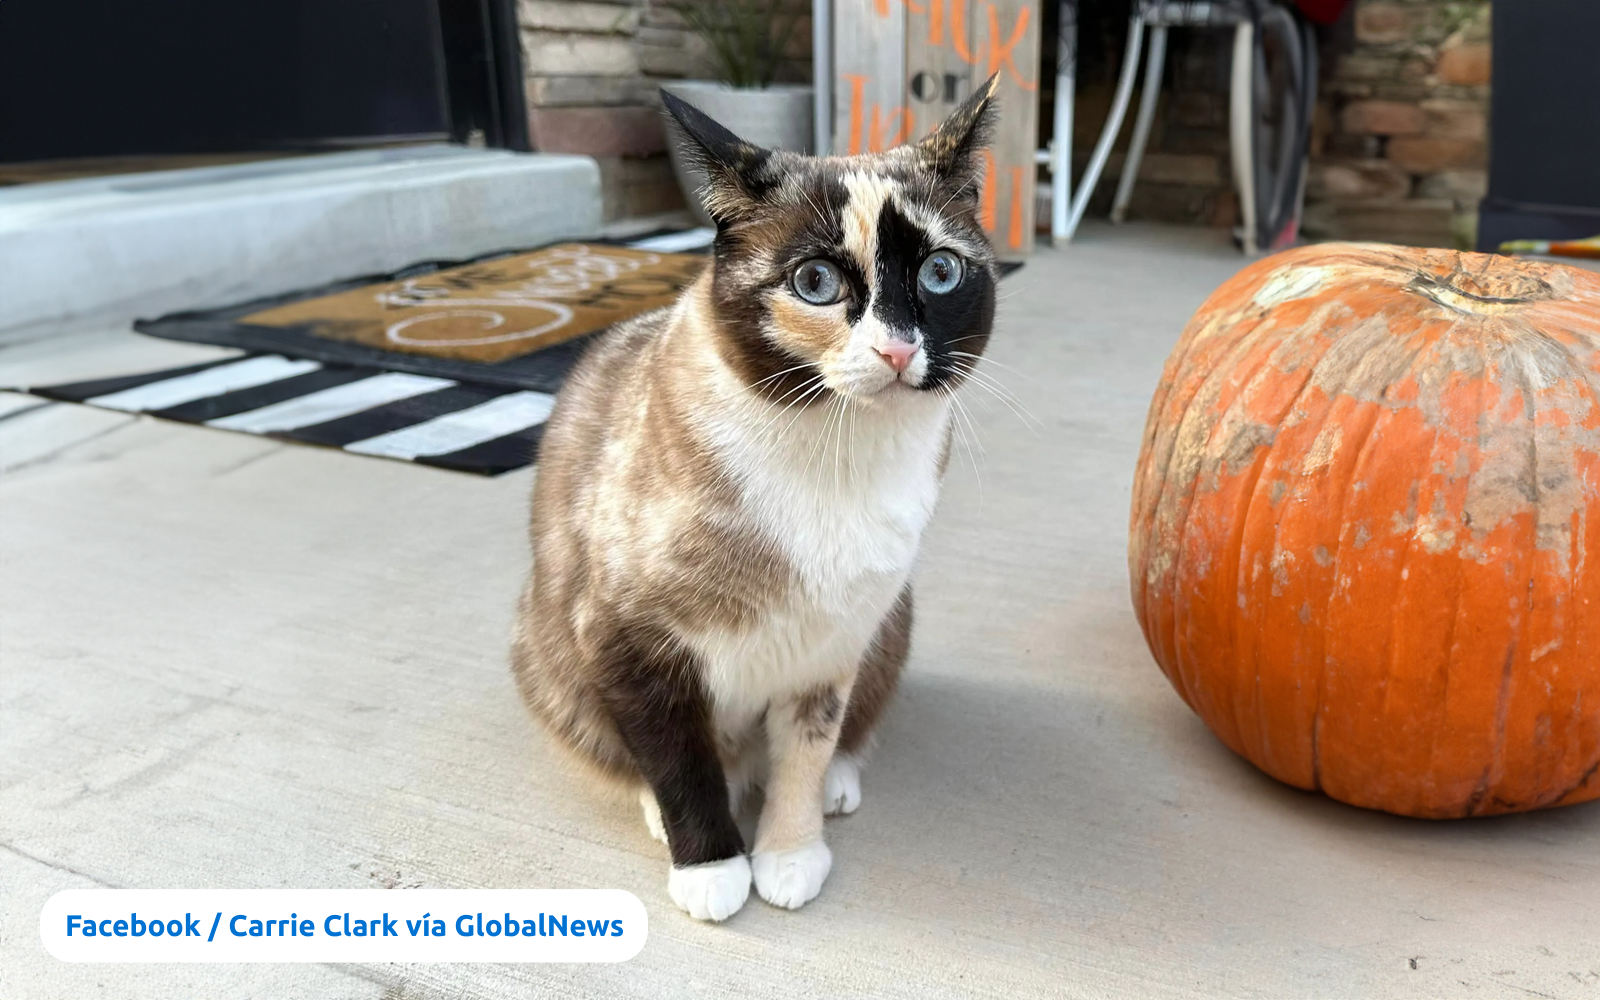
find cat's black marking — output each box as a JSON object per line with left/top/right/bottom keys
{"left": 596, "top": 625, "right": 746, "bottom": 868}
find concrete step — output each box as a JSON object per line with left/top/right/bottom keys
{"left": 0, "top": 146, "right": 602, "bottom": 343}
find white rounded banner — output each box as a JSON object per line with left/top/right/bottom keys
{"left": 41, "top": 889, "right": 647, "bottom": 963}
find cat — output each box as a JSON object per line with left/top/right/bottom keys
{"left": 511, "top": 76, "right": 1000, "bottom": 922}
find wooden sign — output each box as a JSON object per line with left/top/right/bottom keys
{"left": 832, "top": 0, "right": 1041, "bottom": 258}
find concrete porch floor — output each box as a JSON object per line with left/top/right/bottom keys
{"left": 3, "top": 224, "right": 1597, "bottom": 999}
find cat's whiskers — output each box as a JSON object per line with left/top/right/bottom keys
{"left": 934, "top": 179, "right": 965, "bottom": 217}
{"left": 944, "top": 374, "right": 1035, "bottom": 439}
{"left": 952, "top": 375, "right": 1042, "bottom": 437}
{"left": 834, "top": 391, "right": 862, "bottom": 488}
{"left": 761, "top": 379, "right": 836, "bottom": 457}
{"left": 749, "top": 374, "right": 822, "bottom": 429}
{"left": 946, "top": 384, "right": 987, "bottom": 459}
{"left": 946, "top": 357, "right": 1031, "bottom": 411}
{"left": 948, "top": 350, "right": 1033, "bottom": 382}
{"left": 755, "top": 374, "right": 831, "bottom": 442}
{"left": 846, "top": 401, "right": 862, "bottom": 487}
{"left": 944, "top": 333, "right": 990, "bottom": 347}
{"left": 797, "top": 185, "right": 831, "bottom": 232}
{"left": 748, "top": 360, "right": 821, "bottom": 392}
{"left": 944, "top": 358, "right": 1041, "bottom": 432}
{"left": 826, "top": 399, "right": 851, "bottom": 489}
{"left": 796, "top": 393, "right": 840, "bottom": 488}
{"left": 827, "top": 393, "right": 857, "bottom": 488}
{"left": 939, "top": 385, "right": 986, "bottom": 507}
{"left": 825, "top": 390, "right": 851, "bottom": 483}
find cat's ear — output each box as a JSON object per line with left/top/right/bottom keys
{"left": 660, "top": 90, "right": 775, "bottom": 224}
{"left": 915, "top": 73, "right": 1000, "bottom": 192}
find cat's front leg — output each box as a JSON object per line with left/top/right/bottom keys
{"left": 599, "top": 632, "right": 750, "bottom": 922}
{"left": 752, "top": 675, "right": 855, "bottom": 910}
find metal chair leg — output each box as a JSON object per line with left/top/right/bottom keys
{"left": 1050, "top": 0, "right": 1077, "bottom": 245}
{"left": 1064, "top": 14, "right": 1145, "bottom": 240}
{"left": 1228, "top": 19, "right": 1258, "bottom": 254}
{"left": 1110, "top": 23, "right": 1167, "bottom": 224}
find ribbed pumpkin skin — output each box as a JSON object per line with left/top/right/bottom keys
{"left": 1130, "top": 243, "right": 1600, "bottom": 818}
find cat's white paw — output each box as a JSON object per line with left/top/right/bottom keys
{"left": 824, "top": 756, "right": 861, "bottom": 816}
{"left": 751, "top": 840, "right": 832, "bottom": 910}
{"left": 639, "top": 789, "right": 667, "bottom": 844}
{"left": 667, "top": 856, "right": 751, "bottom": 922}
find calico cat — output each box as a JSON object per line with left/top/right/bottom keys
{"left": 511, "top": 76, "right": 1000, "bottom": 922}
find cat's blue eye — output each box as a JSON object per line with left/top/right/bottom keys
{"left": 792, "top": 259, "right": 845, "bottom": 305}
{"left": 918, "top": 251, "right": 964, "bottom": 295}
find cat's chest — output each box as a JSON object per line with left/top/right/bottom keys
{"left": 722, "top": 407, "right": 948, "bottom": 605}
{"left": 767, "top": 461, "right": 937, "bottom": 603}
{"left": 686, "top": 403, "right": 946, "bottom": 712}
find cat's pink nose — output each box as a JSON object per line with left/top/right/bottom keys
{"left": 876, "top": 339, "right": 919, "bottom": 373}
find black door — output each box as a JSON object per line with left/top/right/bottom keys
{"left": 1476, "top": 0, "right": 1600, "bottom": 251}
{"left": 0, "top": 0, "right": 528, "bottom": 165}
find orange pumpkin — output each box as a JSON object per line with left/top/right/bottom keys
{"left": 1130, "top": 243, "right": 1600, "bottom": 818}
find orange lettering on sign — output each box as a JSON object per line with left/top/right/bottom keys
{"left": 1007, "top": 166, "right": 1025, "bottom": 249}
{"left": 869, "top": 105, "right": 916, "bottom": 151}
{"left": 843, "top": 74, "right": 868, "bottom": 155}
{"left": 926, "top": 0, "right": 1037, "bottom": 72}
{"left": 985, "top": 4, "right": 1036, "bottom": 90}
{"left": 921, "top": 0, "right": 975, "bottom": 61}
{"left": 949, "top": 0, "right": 974, "bottom": 62}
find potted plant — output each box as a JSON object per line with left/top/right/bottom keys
{"left": 661, "top": 0, "right": 813, "bottom": 224}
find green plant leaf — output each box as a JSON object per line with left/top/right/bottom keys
{"left": 675, "top": 0, "right": 801, "bottom": 88}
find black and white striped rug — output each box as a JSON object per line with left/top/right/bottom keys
{"left": 30, "top": 353, "right": 557, "bottom": 475}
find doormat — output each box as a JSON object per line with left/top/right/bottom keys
{"left": 134, "top": 229, "right": 718, "bottom": 392}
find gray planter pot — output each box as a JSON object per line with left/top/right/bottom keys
{"left": 660, "top": 81, "right": 814, "bottom": 226}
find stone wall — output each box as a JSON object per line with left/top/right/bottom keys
{"left": 1305, "top": 0, "right": 1491, "bottom": 248}
{"left": 519, "top": 0, "right": 812, "bottom": 221}
{"left": 1068, "top": 0, "right": 1492, "bottom": 249}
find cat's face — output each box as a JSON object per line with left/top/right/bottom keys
{"left": 663, "top": 79, "right": 1000, "bottom": 406}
